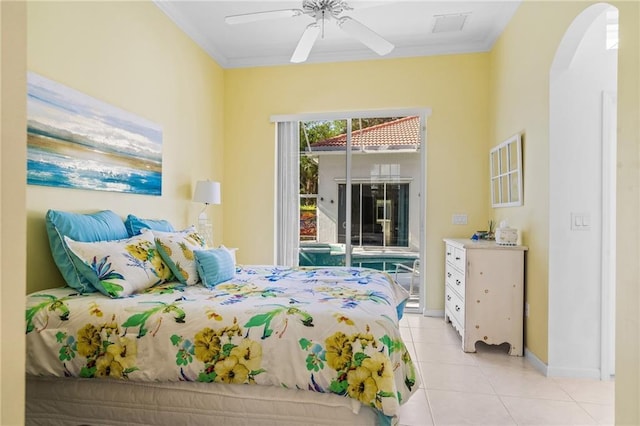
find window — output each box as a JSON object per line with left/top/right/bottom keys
{"left": 490, "top": 134, "right": 523, "bottom": 207}
{"left": 337, "top": 182, "right": 410, "bottom": 247}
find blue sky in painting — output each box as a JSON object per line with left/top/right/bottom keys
{"left": 27, "top": 72, "right": 162, "bottom": 163}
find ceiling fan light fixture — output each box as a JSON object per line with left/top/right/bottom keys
{"left": 291, "top": 23, "right": 321, "bottom": 63}
{"left": 338, "top": 16, "right": 394, "bottom": 56}
{"left": 225, "top": 9, "right": 303, "bottom": 25}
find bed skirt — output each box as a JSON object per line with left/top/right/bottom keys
{"left": 26, "top": 375, "right": 379, "bottom": 426}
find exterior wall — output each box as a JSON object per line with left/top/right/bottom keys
{"left": 316, "top": 152, "right": 420, "bottom": 250}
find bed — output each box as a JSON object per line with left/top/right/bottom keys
{"left": 25, "top": 211, "right": 418, "bottom": 426}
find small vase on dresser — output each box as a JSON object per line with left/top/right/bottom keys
{"left": 443, "top": 238, "right": 528, "bottom": 356}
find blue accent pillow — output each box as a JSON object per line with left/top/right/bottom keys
{"left": 125, "top": 214, "right": 175, "bottom": 236}
{"left": 45, "top": 209, "right": 129, "bottom": 293}
{"left": 194, "top": 247, "right": 235, "bottom": 288}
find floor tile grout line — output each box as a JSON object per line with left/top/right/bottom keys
{"left": 495, "top": 393, "right": 521, "bottom": 426}
{"left": 407, "top": 321, "right": 436, "bottom": 425}
{"left": 422, "top": 388, "right": 438, "bottom": 426}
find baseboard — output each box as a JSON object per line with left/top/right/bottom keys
{"left": 524, "top": 348, "right": 602, "bottom": 379}
{"left": 524, "top": 348, "right": 548, "bottom": 376}
{"left": 546, "top": 365, "right": 602, "bottom": 379}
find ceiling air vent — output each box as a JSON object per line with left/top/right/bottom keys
{"left": 432, "top": 13, "right": 469, "bottom": 33}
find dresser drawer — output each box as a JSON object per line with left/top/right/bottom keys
{"left": 445, "top": 243, "right": 466, "bottom": 270}
{"left": 445, "top": 264, "right": 455, "bottom": 287}
{"left": 445, "top": 285, "right": 464, "bottom": 328}
{"left": 452, "top": 246, "right": 466, "bottom": 270}
{"left": 445, "top": 244, "right": 456, "bottom": 265}
{"left": 450, "top": 266, "right": 465, "bottom": 297}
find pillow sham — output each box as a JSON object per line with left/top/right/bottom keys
{"left": 124, "top": 214, "right": 175, "bottom": 237}
{"left": 46, "top": 209, "right": 129, "bottom": 293}
{"left": 153, "top": 227, "right": 207, "bottom": 285}
{"left": 64, "top": 230, "right": 173, "bottom": 298}
{"left": 194, "top": 247, "right": 235, "bottom": 288}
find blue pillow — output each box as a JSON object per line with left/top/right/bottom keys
{"left": 125, "top": 214, "right": 174, "bottom": 236}
{"left": 194, "top": 247, "right": 235, "bottom": 288}
{"left": 45, "top": 209, "right": 129, "bottom": 292}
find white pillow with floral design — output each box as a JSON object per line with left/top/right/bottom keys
{"left": 153, "top": 226, "right": 207, "bottom": 285}
{"left": 64, "top": 230, "right": 174, "bottom": 298}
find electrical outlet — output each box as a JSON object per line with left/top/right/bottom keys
{"left": 452, "top": 214, "right": 467, "bottom": 225}
{"left": 525, "top": 302, "right": 530, "bottom": 317}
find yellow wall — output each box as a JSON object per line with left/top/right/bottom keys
{"left": 224, "top": 54, "right": 492, "bottom": 312}
{"left": 611, "top": 2, "right": 640, "bottom": 424}
{"left": 488, "top": 0, "right": 585, "bottom": 367}
{"left": 490, "top": 1, "right": 639, "bottom": 423}
{"left": 0, "top": 2, "right": 27, "bottom": 424}
{"left": 26, "top": 1, "right": 225, "bottom": 293}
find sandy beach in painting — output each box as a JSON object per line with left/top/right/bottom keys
{"left": 28, "top": 133, "right": 161, "bottom": 173}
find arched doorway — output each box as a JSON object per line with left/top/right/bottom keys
{"left": 549, "top": 3, "right": 618, "bottom": 379}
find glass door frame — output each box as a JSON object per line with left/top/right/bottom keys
{"left": 271, "top": 108, "right": 431, "bottom": 313}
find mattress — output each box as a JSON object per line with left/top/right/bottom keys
{"left": 26, "top": 375, "right": 379, "bottom": 425}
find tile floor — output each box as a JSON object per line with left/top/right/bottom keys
{"left": 397, "top": 313, "right": 614, "bottom": 426}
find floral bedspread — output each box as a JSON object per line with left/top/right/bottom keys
{"left": 25, "top": 266, "right": 418, "bottom": 423}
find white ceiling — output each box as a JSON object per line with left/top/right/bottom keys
{"left": 154, "top": 0, "right": 521, "bottom": 69}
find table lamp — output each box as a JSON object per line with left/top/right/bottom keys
{"left": 193, "top": 180, "right": 221, "bottom": 247}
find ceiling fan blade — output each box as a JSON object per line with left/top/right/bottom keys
{"left": 291, "top": 23, "right": 321, "bottom": 63}
{"left": 225, "top": 9, "right": 303, "bottom": 25}
{"left": 337, "top": 16, "right": 394, "bottom": 56}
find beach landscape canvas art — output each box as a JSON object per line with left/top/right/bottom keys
{"left": 27, "top": 72, "right": 162, "bottom": 195}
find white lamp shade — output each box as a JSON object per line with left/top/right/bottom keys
{"left": 193, "top": 180, "right": 221, "bottom": 205}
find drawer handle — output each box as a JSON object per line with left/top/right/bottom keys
{"left": 455, "top": 256, "right": 461, "bottom": 260}
{"left": 447, "top": 295, "right": 451, "bottom": 301}
{"left": 446, "top": 252, "right": 451, "bottom": 256}
{"left": 447, "top": 272, "right": 452, "bottom": 278}
{"left": 456, "top": 279, "right": 461, "bottom": 285}
{"left": 455, "top": 305, "right": 461, "bottom": 312}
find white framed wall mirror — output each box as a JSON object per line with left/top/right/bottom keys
{"left": 490, "top": 133, "right": 523, "bottom": 207}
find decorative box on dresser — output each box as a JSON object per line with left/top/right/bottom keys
{"left": 443, "top": 238, "right": 528, "bottom": 356}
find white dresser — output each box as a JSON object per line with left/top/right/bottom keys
{"left": 443, "top": 238, "right": 527, "bottom": 356}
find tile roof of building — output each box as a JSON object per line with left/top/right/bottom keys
{"left": 309, "top": 116, "right": 420, "bottom": 152}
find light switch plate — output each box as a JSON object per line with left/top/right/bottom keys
{"left": 452, "top": 214, "right": 467, "bottom": 225}
{"left": 571, "top": 212, "right": 591, "bottom": 231}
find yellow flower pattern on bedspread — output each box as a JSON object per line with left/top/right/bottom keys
{"left": 25, "top": 266, "right": 417, "bottom": 425}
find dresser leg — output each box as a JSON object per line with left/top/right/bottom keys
{"left": 463, "top": 338, "right": 477, "bottom": 353}
{"left": 508, "top": 344, "right": 523, "bottom": 356}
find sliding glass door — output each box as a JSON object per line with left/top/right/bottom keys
{"left": 294, "top": 114, "right": 423, "bottom": 312}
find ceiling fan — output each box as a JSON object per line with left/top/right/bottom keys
{"left": 225, "top": 0, "right": 394, "bottom": 63}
